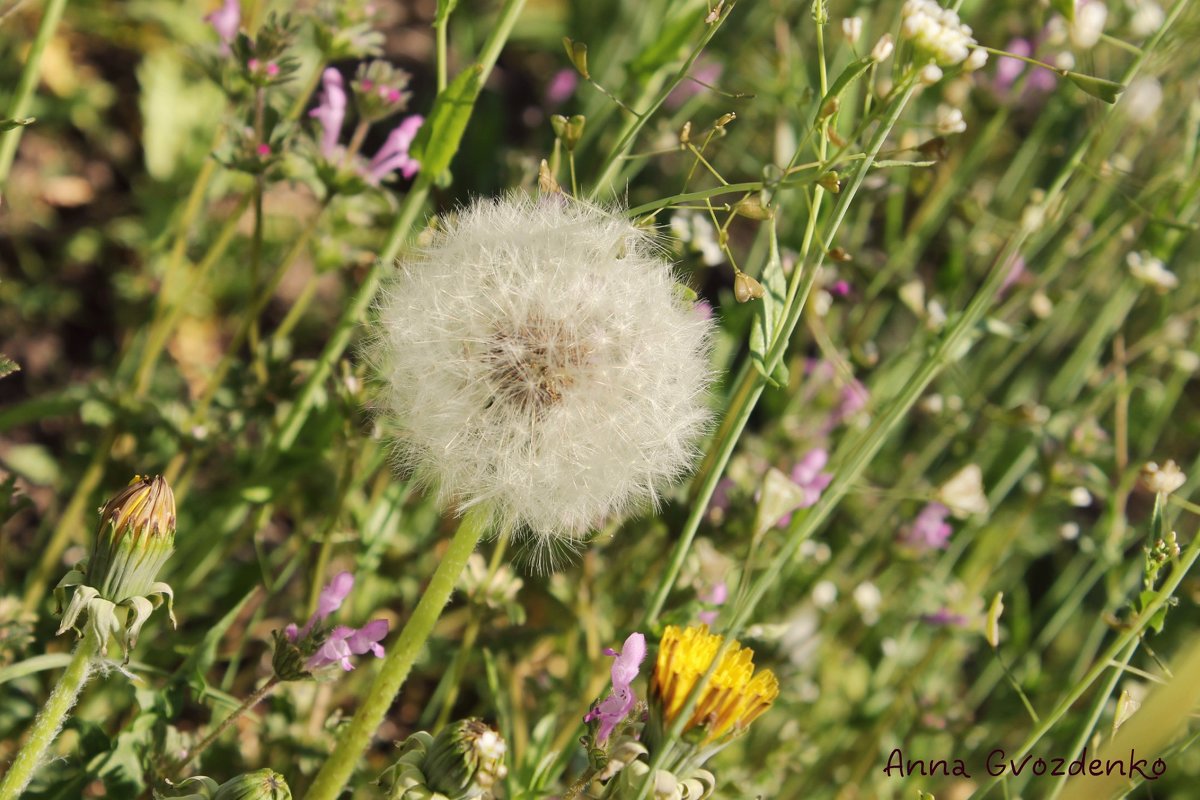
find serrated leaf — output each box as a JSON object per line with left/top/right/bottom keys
{"left": 408, "top": 64, "right": 484, "bottom": 180}
{"left": 813, "top": 57, "right": 872, "bottom": 127}
{"left": 1066, "top": 71, "right": 1125, "bottom": 103}
{"left": 748, "top": 219, "right": 789, "bottom": 387}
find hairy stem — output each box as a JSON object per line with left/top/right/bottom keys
{"left": 0, "top": 627, "right": 98, "bottom": 800}
{"left": 302, "top": 505, "right": 491, "bottom": 800}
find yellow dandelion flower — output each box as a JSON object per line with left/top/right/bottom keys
{"left": 650, "top": 624, "right": 779, "bottom": 742}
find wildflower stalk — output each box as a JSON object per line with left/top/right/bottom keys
{"left": 302, "top": 504, "right": 492, "bottom": 800}
{"left": 167, "top": 676, "right": 281, "bottom": 778}
{"left": 641, "top": 80, "right": 919, "bottom": 626}
{"left": 588, "top": 0, "right": 733, "bottom": 199}
{"left": 0, "top": 628, "right": 97, "bottom": 800}
{"left": 0, "top": 0, "right": 68, "bottom": 187}
{"left": 977, "top": 529, "right": 1200, "bottom": 798}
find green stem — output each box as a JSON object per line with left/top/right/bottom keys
{"left": 0, "top": 0, "right": 68, "bottom": 187}
{"left": 302, "top": 505, "right": 491, "bottom": 800}
{"left": 0, "top": 627, "right": 98, "bottom": 800}
{"left": 167, "top": 676, "right": 281, "bottom": 778}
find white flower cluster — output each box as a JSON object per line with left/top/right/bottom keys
{"left": 901, "top": 0, "right": 981, "bottom": 67}
{"left": 1126, "top": 251, "right": 1178, "bottom": 292}
{"left": 370, "top": 195, "right": 713, "bottom": 561}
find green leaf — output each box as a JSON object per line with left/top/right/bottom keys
{"left": 408, "top": 64, "right": 484, "bottom": 180}
{"left": 1066, "top": 72, "right": 1125, "bottom": 103}
{"left": 748, "top": 218, "right": 789, "bottom": 387}
{"left": 0, "top": 353, "right": 18, "bottom": 379}
{"left": 813, "top": 57, "right": 873, "bottom": 127}
{"left": 1051, "top": 0, "right": 1075, "bottom": 22}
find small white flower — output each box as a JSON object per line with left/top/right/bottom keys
{"left": 1121, "top": 77, "right": 1163, "bottom": 124}
{"left": 901, "top": 0, "right": 977, "bottom": 66}
{"left": 1126, "top": 251, "right": 1178, "bottom": 292}
{"left": 935, "top": 104, "right": 967, "bottom": 135}
{"left": 1060, "top": 522, "right": 1081, "bottom": 541}
{"left": 671, "top": 210, "right": 724, "bottom": 266}
{"left": 938, "top": 464, "right": 989, "bottom": 518}
{"left": 1070, "top": 1, "right": 1108, "bottom": 48}
{"left": 842, "top": 16, "right": 864, "bottom": 46}
{"left": 871, "top": 33, "right": 895, "bottom": 63}
{"left": 853, "top": 581, "right": 883, "bottom": 624}
{"left": 1140, "top": 460, "right": 1186, "bottom": 495}
{"left": 1030, "top": 291, "right": 1054, "bottom": 319}
{"left": 919, "top": 63, "right": 944, "bottom": 86}
{"left": 1130, "top": 2, "right": 1165, "bottom": 37}
{"left": 964, "top": 47, "right": 989, "bottom": 71}
{"left": 812, "top": 580, "right": 838, "bottom": 608}
{"left": 1069, "top": 486, "right": 1093, "bottom": 507}
{"left": 371, "top": 195, "right": 713, "bottom": 560}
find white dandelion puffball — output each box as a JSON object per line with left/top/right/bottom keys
{"left": 371, "top": 194, "right": 713, "bottom": 555}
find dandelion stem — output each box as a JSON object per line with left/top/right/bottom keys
{"left": 302, "top": 505, "right": 491, "bottom": 800}
{"left": 0, "top": 627, "right": 98, "bottom": 800}
{"left": 0, "top": 0, "right": 67, "bottom": 187}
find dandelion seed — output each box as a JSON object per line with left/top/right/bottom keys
{"left": 370, "top": 195, "right": 713, "bottom": 565}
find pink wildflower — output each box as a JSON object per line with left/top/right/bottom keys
{"left": 698, "top": 581, "right": 728, "bottom": 625}
{"left": 902, "top": 502, "right": 953, "bottom": 551}
{"left": 206, "top": 0, "right": 240, "bottom": 52}
{"left": 667, "top": 60, "right": 723, "bottom": 108}
{"left": 284, "top": 571, "right": 388, "bottom": 672}
{"left": 584, "top": 632, "right": 646, "bottom": 744}
{"left": 778, "top": 449, "right": 833, "bottom": 527}
{"left": 546, "top": 69, "right": 579, "bottom": 106}
{"left": 365, "top": 114, "right": 424, "bottom": 183}
{"left": 310, "top": 68, "right": 348, "bottom": 160}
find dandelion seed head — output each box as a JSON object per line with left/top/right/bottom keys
{"left": 370, "top": 194, "right": 713, "bottom": 566}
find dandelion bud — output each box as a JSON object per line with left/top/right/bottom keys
{"left": 370, "top": 195, "right": 712, "bottom": 561}
{"left": 212, "top": 770, "right": 292, "bottom": 800}
{"left": 380, "top": 721, "right": 507, "bottom": 800}
{"left": 870, "top": 33, "right": 894, "bottom": 63}
{"left": 733, "top": 271, "right": 765, "bottom": 303}
{"left": 56, "top": 475, "right": 177, "bottom": 658}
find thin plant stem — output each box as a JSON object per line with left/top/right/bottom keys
{"left": 0, "top": 0, "right": 67, "bottom": 186}
{"left": 167, "top": 677, "right": 281, "bottom": 779}
{"left": 302, "top": 505, "right": 492, "bottom": 800}
{"left": 0, "top": 627, "right": 98, "bottom": 800}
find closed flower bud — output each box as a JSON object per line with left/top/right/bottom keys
{"left": 733, "top": 272, "right": 765, "bottom": 303}
{"left": 379, "top": 721, "right": 507, "bottom": 800}
{"left": 213, "top": 769, "right": 292, "bottom": 800}
{"left": 55, "top": 475, "right": 178, "bottom": 659}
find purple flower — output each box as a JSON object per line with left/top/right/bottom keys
{"left": 667, "top": 60, "right": 724, "bottom": 108}
{"left": 777, "top": 449, "right": 833, "bottom": 527}
{"left": 284, "top": 571, "right": 388, "bottom": 672}
{"left": 584, "top": 632, "right": 646, "bottom": 744}
{"left": 365, "top": 114, "right": 424, "bottom": 183}
{"left": 307, "top": 620, "right": 389, "bottom": 671}
{"left": 1000, "top": 254, "right": 1026, "bottom": 295}
{"left": 902, "top": 502, "right": 953, "bottom": 551}
{"left": 698, "top": 581, "right": 728, "bottom": 625}
{"left": 921, "top": 608, "right": 970, "bottom": 627}
{"left": 206, "top": 0, "right": 240, "bottom": 53}
{"left": 835, "top": 379, "right": 869, "bottom": 423}
{"left": 546, "top": 69, "right": 579, "bottom": 106}
{"left": 310, "top": 68, "right": 348, "bottom": 160}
